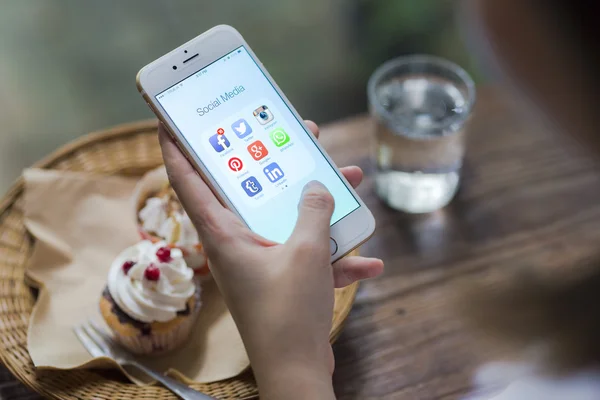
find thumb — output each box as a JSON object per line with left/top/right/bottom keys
{"left": 289, "top": 181, "right": 335, "bottom": 247}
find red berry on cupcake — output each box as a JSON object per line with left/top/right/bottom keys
{"left": 156, "top": 247, "right": 172, "bottom": 262}
{"left": 144, "top": 264, "right": 161, "bottom": 281}
{"left": 122, "top": 261, "right": 135, "bottom": 275}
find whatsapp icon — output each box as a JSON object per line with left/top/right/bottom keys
{"left": 269, "top": 128, "right": 290, "bottom": 147}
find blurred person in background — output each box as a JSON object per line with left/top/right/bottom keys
{"left": 460, "top": 1, "right": 600, "bottom": 399}
{"left": 161, "top": 0, "right": 598, "bottom": 399}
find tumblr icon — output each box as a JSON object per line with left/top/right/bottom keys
{"left": 241, "top": 176, "right": 263, "bottom": 197}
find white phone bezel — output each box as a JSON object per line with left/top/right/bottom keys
{"left": 137, "top": 25, "right": 375, "bottom": 262}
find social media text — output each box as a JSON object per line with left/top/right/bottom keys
{"left": 196, "top": 85, "right": 246, "bottom": 117}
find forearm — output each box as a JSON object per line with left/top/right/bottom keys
{"left": 222, "top": 283, "right": 336, "bottom": 398}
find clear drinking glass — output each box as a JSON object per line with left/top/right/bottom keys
{"left": 368, "top": 55, "right": 476, "bottom": 213}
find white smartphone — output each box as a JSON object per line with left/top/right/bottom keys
{"left": 137, "top": 25, "right": 375, "bottom": 262}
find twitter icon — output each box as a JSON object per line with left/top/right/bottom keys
{"left": 231, "top": 118, "right": 253, "bottom": 139}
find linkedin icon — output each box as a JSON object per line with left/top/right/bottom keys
{"left": 263, "top": 162, "right": 285, "bottom": 183}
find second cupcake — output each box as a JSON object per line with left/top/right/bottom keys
{"left": 133, "top": 166, "right": 210, "bottom": 279}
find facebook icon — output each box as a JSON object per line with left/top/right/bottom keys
{"left": 263, "top": 162, "right": 285, "bottom": 183}
{"left": 208, "top": 133, "right": 230, "bottom": 153}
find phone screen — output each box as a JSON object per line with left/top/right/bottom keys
{"left": 156, "top": 46, "right": 360, "bottom": 244}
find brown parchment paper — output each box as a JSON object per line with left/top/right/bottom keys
{"left": 22, "top": 168, "right": 249, "bottom": 385}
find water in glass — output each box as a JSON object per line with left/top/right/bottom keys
{"left": 374, "top": 74, "right": 469, "bottom": 213}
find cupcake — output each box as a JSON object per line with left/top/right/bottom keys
{"left": 100, "top": 240, "right": 201, "bottom": 355}
{"left": 133, "top": 166, "right": 210, "bottom": 279}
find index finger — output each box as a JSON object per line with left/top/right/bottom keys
{"left": 157, "top": 123, "right": 227, "bottom": 233}
{"left": 305, "top": 120, "right": 319, "bottom": 138}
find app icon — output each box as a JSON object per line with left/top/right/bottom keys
{"left": 269, "top": 128, "right": 290, "bottom": 147}
{"left": 228, "top": 157, "right": 244, "bottom": 172}
{"left": 231, "top": 118, "right": 252, "bottom": 139}
{"left": 253, "top": 105, "right": 274, "bottom": 125}
{"left": 263, "top": 162, "right": 285, "bottom": 183}
{"left": 209, "top": 133, "right": 230, "bottom": 152}
{"left": 247, "top": 140, "right": 269, "bottom": 161}
{"left": 241, "top": 177, "right": 263, "bottom": 197}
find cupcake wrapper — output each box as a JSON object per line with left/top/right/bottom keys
{"left": 113, "top": 308, "right": 199, "bottom": 355}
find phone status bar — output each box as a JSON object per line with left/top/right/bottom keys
{"left": 193, "top": 47, "right": 244, "bottom": 78}
{"left": 159, "top": 47, "right": 246, "bottom": 98}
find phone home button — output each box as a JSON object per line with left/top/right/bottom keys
{"left": 329, "top": 238, "right": 338, "bottom": 256}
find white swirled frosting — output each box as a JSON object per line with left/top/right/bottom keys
{"left": 108, "top": 240, "right": 197, "bottom": 323}
{"left": 139, "top": 195, "right": 200, "bottom": 248}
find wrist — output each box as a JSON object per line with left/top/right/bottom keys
{"left": 254, "top": 358, "right": 335, "bottom": 400}
{"left": 242, "top": 329, "right": 334, "bottom": 399}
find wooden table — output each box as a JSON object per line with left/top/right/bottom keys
{"left": 324, "top": 87, "right": 600, "bottom": 399}
{"left": 3, "top": 86, "right": 600, "bottom": 399}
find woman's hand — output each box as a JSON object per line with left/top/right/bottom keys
{"left": 158, "top": 121, "right": 383, "bottom": 399}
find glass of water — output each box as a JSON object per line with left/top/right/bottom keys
{"left": 368, "top": 55, "right": 475, "bottom": 213}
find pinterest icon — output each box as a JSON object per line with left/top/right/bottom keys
{"left": 228, "top": 157, "right": 244, "bottom": 172}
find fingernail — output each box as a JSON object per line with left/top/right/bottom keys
{"left": 302, "top": 180, "right": 323, "bottom": 195}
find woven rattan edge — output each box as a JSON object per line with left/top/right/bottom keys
{"left": 0, "top": 119, "right": 159, "bottom": 216}
{"left": 0, "top": 119, "right": 163, "bottom": 398}
{"left": 330, "top": 282, "right": 359, "bottom": 342}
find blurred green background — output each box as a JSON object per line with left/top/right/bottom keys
{"left": 0, "top": 0, "right": 478, "bottom": 192}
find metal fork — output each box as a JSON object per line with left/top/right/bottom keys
{"left": 73, "top": 320, "right": 217, "bottom": 400}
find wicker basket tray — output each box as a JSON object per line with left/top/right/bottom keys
{"left": 0, "top": 120, "right": 359, "bottom": 399}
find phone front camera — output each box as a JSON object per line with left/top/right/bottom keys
{"left": 172, "top": 65, "right": 177, "bottom": 70}
{"left": 259, "top": 111, "right": 268, "bottom": 120}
